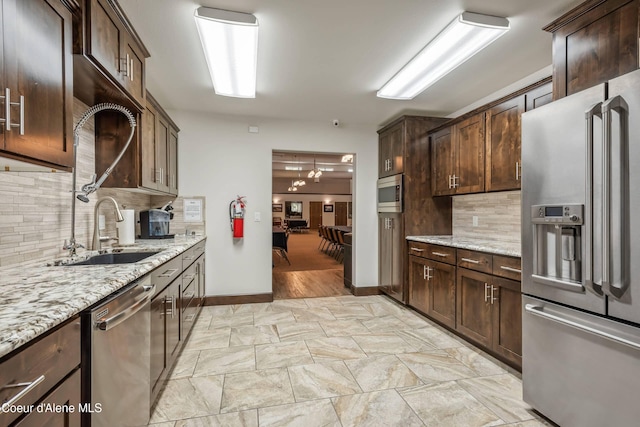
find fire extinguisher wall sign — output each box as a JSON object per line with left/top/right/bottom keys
{"left": 229, "top": 196, "right": 246, "bottom": 238}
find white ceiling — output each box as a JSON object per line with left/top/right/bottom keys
{"left": 118, "top": 0, "right": 582, "bottom": 128}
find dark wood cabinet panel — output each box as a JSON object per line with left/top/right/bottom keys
{"left": 525, "top": 81, "right": 553, "bottom": 111}
{"left": 485, "top": 95, "right": 524, "bottom": 192}
{"left": 546, "top": 0, "right": 639, "bottom": 99}
{"left": 492, "top": 276, "right": 522, "bottom": 366}
{"left": 378, "top": 122, "right": 403, "bottom": 177}
{"left": 0, "top": 0, "right": 74, "bottom": 169}
{"left": 379, "top": 213, "right": 404, "bottom": 303}
{"left": 88, "top": 0, "right": 121, "bottom": 79}
{"left": 455, "top": 113, "right": 485, "bottom": 194}
{"left": 429, "top": 260, "right": 456, "bottom": 328}
{"left": 456, "top": 268, "right": 493, "bottom": 348}
{"left": 141, "top": 100, "right": 158, "bottom": 189}
{"left": 408, "top": 255, "right": 430, "bottom": 314}
{"left": 431, "top": 126, "right": 455, "bottom": 196}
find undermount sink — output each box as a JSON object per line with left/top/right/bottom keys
{"left": 65, "top": 251, "right": 161, "bottom": 266}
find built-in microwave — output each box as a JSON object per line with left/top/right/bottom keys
{"left": 377, "top": 174, "right": 402, "bottom": 213}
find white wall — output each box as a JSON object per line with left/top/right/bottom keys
{"left": 172, "top": 110, "right": 378, "bottom": 296}
{"left": 272, "top": 194, "right": 353, "bottom": 227}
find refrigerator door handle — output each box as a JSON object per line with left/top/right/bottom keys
{"left": 601, "top": 95, "right": 629, "bottom": 298}
{"left": 525, "top": 304, "right": 640, "bottom": 351}
{"left": 585, "top": 102, "right": 603, "bottom": 295}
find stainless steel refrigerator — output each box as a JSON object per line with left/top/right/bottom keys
{"left": 521, "top": 69, "right": 640, "bottom": 427}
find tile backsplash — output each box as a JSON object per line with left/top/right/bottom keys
{"left": 452, "top": 191, "right": 521, "bottom": 245}
{"left": 0, "top": 98, "right": 204, "bottom": 268}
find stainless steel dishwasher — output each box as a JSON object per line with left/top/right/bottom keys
{"left": 83, "top": 275, "right": 155, "bottom": 426}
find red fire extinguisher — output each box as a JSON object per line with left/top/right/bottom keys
{"left": 229, "top": 196, "right": 246, "bottom": 238}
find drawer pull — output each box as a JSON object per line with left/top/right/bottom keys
{"left": 432, "top": 251, "right": 449, "bottom": 258}
{"left": 159, "top": 268, "right": 179, "bottom": 278}
{"left": 1, "top": 375, "right": 45, "bottom": 412}
{"left": 461, "top": 257, "right": 480, "bottom": 264}
{"left": 410, "top": 247, "right": 425, "bottom": 252}
{"left": 185, "top": 314, "right": 196, "bottom": 322}
{"left": 183, "top": 292, "right": 196, "bottom": 300}
{"left": 500, "top": 265, "right": 521, "bottom": 274}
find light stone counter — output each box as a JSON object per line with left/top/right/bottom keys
{"left": 406, "top": 235, "right": 521, "bottom": 258}
{"left": 0, "top": 235, "right": 206, "bottom": 359}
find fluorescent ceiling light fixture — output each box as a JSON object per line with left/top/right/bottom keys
{"left": 377, "top": 12, "right": 509, "bottom": 100}
{"left": 194, "top": 7, "right": 259, "bottom": 98}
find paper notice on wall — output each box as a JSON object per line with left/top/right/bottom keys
{"left": 184, "top": 199, "right": 203, "bottom": 222}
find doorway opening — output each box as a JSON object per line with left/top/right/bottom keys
{"left": 272, "top": 150, "right": 354, "bottom": 299}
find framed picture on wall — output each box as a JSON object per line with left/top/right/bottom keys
{"left": 272, "top": 204, "right": 283, "bottom": 212}
{"left": 323, "top": 204, "right": 334, "bottom": 213}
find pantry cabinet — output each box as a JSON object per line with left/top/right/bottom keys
{"left": 0, "top": 0, "right": 74, "bottom": 170}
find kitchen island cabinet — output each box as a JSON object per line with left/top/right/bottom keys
{"left": 0, "top": 0, "right": 75, "bottom": 170}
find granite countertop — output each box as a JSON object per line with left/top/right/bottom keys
{"left": 0, "top": 235, "right": 206, "bottom": 359}
{"left": 406, "top": 235, "right": 521, "bottom": 258}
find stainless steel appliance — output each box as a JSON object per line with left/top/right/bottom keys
{"left": 521, "top": 69, "right": 640, "bottom": 427}
{"left": 377, "top": 174, "right": 403, "bottom": 213}
{"left": 140, "top": 209, "right": 173, "bottom": 239}
{"left": 83, "top": 276, "right": 156, "bottom": 426}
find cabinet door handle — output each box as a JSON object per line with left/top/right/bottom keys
{"left": 2, "top": 87, "right": 9, "bottom": 131}
{"left": 461, "top": 257, "right": 480, "bottom": 264}
{"left": 484, "top": 283, "right": 490, "bottom": 302}
{"left": 130, "top": 58, "right": 134, "bottom": 82}
{"left": 431, "top": 251, "right": 449, "bottom": 258}
{"left": 0, "top": 375, "right": 46, "bottom": 411}
{"left": 500, "top": 265, "right": 521, "bottom": 274}
{"left": 426, "top": 266, "right": 433, "bottom": 281}
{"left": 453, "top": 174, "right": 459, "bottom": 188}
{"left": 447, "top": 174, "right": 452, "bottom": 189}
{"left": 491, "top": 285, "right": 498, "bottom": 304}
{"left": 158, "top": 268, "right": 179, "bottom": 278}
{"left": 515, "top": 161, "right": 520, "bottom": 181}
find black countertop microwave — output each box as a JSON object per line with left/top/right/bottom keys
{"left": 377, "top": 174, "right": 402, "bottom": 213}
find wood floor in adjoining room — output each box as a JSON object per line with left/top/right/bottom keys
{"left": 273, "top": 269, "right": 351, "bottom": 299}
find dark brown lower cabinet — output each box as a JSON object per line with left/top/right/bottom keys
{"left": 408, "top": 255, "right": 456, "bottom": 329}
{"left": 456, "top": 268, "right": 522, "bottom": 367}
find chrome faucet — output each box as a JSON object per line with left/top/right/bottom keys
{"left": 65, "top": 103, "right": 136, "bottom": 257}
{"left": 93, "top": 197, "right": 124, "bottom": 251}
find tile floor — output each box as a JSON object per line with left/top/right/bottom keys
{"left": 148, "top": 295, "right": 552, "bottom": 427}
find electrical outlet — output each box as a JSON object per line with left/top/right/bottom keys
{"left": 472, "top": 216, "right": 479, "bottom": 227}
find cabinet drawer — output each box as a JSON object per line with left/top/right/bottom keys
{"left": 151, "top": 255, "right": 182, "bottom": 293}
{"left": 424, "top": 244, "right": 456, "bottom": 264}
{"left": 457, "top": 249, "right": 492, "bottom": 273}
{"left": 407, "top": 241, "right": 429, "bottom": 258}
{"left": 182, "top": 242, "right": 205, "bottom": 269}
{"left": 0, "top": 318, "right": 80, "bottom": 426}
{"left": 492, "top": 255, "right": 522, "bottom": 281}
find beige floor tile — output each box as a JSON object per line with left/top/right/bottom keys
{"left": 303, "top": 296, "right": 342, "bottom": 307}
{"left": 191, "top": 313, "right": 212, "bottom": 331}
{"left": 327, "top": 304, "right": 375, "bottom": 319}
{"left": 445, "top": 346, "right": 506, "bottom": 376}
{"left": 193, "top": 346, "right": 255, "bottom": 377}
{"left": 319, "top": 319, "right": 370, "bottom": 337}
{"left": 399, "top": 381, "right": 503, "bottom": 427}
{"left": 397, "top": 351, "right": 480, "bottom": 384}
{"left": 332, "top": 389, "right": 424, "bottom": 427}
{"left": 148, "top": 422, "right": 175, "bottom": 427}
{"left": 288, "top": 361, "right": 362, "bottom": 401}
{"left": 270, "top": 299, "right": 309, "bottom": 311}
{"left": 153, "top": 375, "right": 224, "bottom": 421}
{"left": 305, "top": 336, "right": 367, "bottom": 362}
{"left": 232, "top": 302, "right": 273, "bottom": 314}
{"left": 396, "top": 327, "right": 465, "bottom": 350}
{"left": 169, "top": 350, "right": 200, "bottom": 379}
{"left": 255, "top": 341, "right": 314, "bottom": 370}
{"left": 458, "top": 374, "right": 534, "bottom": 424}
{"left": 253, "top": 310, "right": 295, "bottom": 326}
{"left": 220, "top": 368, "right": 295, "bottom": 413}
{"left": 258, "top": 399, "right": 341, "bottom": 427}
{"left": 502, "top": 419, "right": 555, "bottom": 427}
{"left": 345, "top": 354, "right": 422, "bottom": 392}
{"left": 210, "top": 313, "right": 254, "bottom": 328}
{"left": 351, "top": 333, "right": 418, "bottom": 355}
{"left": 276, "top": 321, "right": 326, "bottom": 341}
{"left": 338, "top": 295, "right": 385, "bottom": 305}
{"left": 183, "top": 328, "right": 231, "bottom": 351}
{"left": 361, "top": 315, "right": 412, "bottom": 332}
{"left": 203, "top": 305, "right": 234, "bottom": 317}
{"left": 174, "top": 410, "right": 258, "bottom": 427}
{"left": 229, "top": 325, "right": 279, "bottom": 346}
{"left": 291, "top": 306, "right": 337, "bottom": 322}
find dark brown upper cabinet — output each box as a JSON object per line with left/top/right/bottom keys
{"left": 545, "top": 0, "right": 639, "bottom": 100}
{"left": 378, "top": 122, "right": 403, "bottom": 178}
{"left": 0, "top": 0, "right": 75, "bottom": 170}
{"left": 73, "top": 0, "right": 149, "bottom": 111}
